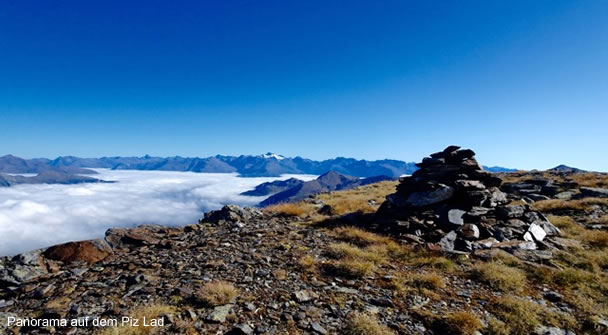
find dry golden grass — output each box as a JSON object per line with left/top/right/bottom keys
{"left": 547, "top": 215, "right": 576, "bottom": 229}
{"left": 410, "top": 254, "right": 457, "bottom": 272}
{"left": 327, "top": 242, "right": 387, "bottom": 264}
{"left": 389, "top": 271, "right": 445, "bottom": 300}
{"left": 445, "top": 311, "right": 483, "bottom": 335}
{"left": 323, "top": 259, "right": 376, "bottom": 278}
{"left": 486, "top": 297, "right": 541, "bottom": 335}
{"left": 344, "top": 312, "right": 395, "bottom": 335}
{"left": 500, "top": 171, "right": 608, "bottom": 189}
{"left": 569, "top": 173, "right": 608, "bottom": 188}
{"left": 298, "top": 255, "right": 317, "bottom": 272}
{"left": 334, "top": 226, "right": 391, "bottom": 245}
{"left": 470, "top": 262, "right": 526, "bottom": 293}
{"left": 263, "top": 202, "right": 313, "bottom": 217}
{"left": 487, "top": 295, "right": 576, "bottom": 335}
{"left": 97, "top": 304, "right": 175, "bottom": 335}
{"left": 410, "top": 272, "right": 445, "bottom": 290}
{"left": 581, "top": 230, "right": 608, "bottom": 248}
{"left": 315, "top": 181, "right": 398, "bottom": 216}
{"left": 198, "top": 281, "right": 238, "bottom": 306}
{"left": 533, "top": 198, "right": 608, "bottom": 212}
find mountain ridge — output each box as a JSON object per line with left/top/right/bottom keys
{"left": 0, "top": 153, "right": 515, "bottom": 178}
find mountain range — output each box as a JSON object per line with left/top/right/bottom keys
{"left": 0, "top": 170, "right": 108, "bottom": 187}
{"left": 0, "top": 153, "right": 516, "bottom": 178}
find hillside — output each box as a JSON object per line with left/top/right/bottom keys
{"left": 260, "top": 171, "right": 394, "bottom": 207}
{"left": 1, "top": 147, "right": 607, "bottom": 335}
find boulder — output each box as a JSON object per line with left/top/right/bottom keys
{"left": 202, "top": 205, "right": 263, "bottom": 224}
{"left": 580, "top": 187, "right": 608, "bottom": 198}
{"left": 43, "top": 239, "right": 112, "bottom": 264}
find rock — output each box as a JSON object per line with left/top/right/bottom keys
{"left": 406, "top": 184, "right": 455, "bottom": 207}
{"left": 527, "top": 194, "right": 550, "bottom": 201}
{"left": 228, "top": 324, "right": 254, "bottom": 335}
{"left": 43, "top": 239, "right": 113, "bottom": 264}
{"left": 207, "top": 304, "right": 233, "bottom": 323}
{"left": 527, "top": 223, "right": 547, "bottom": 242}
{"left": 446, "top": 209, "right": 466, "bottom": 226}
{"left": 294, "top": 290, "right": 313, "bottom": 303}
{"left": 105, "top": 225, "right": 165, "bottom": 248}
{"left": 485, "top": 188, "right": 508, "bottom": 207}
{"left": 580, "top": 187, "right": 608, "bottom": 198}
{"left": 455, "top": 179, "right": 486, "bottom": 190}
{"left": 534, "top": 326, "right": 576, "bottom": 335}
{"left": 0, "top": 300, "right": 14, "bottom": 308}
{"left": 548, "top": 237, "right": 581, "bottom": 250}
{"left": 438, "top": 231, "right": 457, "bottom": 252}
{"left": 543, "top": 291, "right": 563, "bottom": 303}
{"left": 318, "top": 204, "right": 336, "bottom": 216}
{"left": 512, "top": 249, "right": 553, "bottom": 262}
{"left": 459, "top": 224, "right": 480, "bottom": 240}
{"left": 203, "top": 205, "right": 263, "bottom": 224}
{"left": 497, "top": 205, "right": 525, "bottom": 219}
{"left": 311, "top": 322, "right": 327, "bottom": 334}
{"left": 555, "top": 191, "right": 574, "bottom": 200}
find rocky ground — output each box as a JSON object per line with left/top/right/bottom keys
{"left": 1, "top": 147, "right": 608, "bottom": 335}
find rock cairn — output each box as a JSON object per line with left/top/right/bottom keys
{"left": 377, "top": 146, "right": 562, "bottom": 256}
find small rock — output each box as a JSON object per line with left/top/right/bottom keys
{"left": 311, "top": 322, "right": 327, "bottom": 334}
{"left": 207, "top": 304, "right": 232, "bottom": 323}
{"left": 294, "top": 290, "right": 313, "bottom": 303}
{"left": 543, "top": 291, "right": 563, "bottom": 303}
{"left": 228, "top": 324, "right": 254, "bottom": 335}
{"left": 459, "top": 224, "right": 480, "bottom": 240}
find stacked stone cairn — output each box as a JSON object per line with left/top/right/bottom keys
{"left": 376, "top": 146, "right": 562, "bottom": 258}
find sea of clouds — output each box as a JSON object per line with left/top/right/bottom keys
{"left": 0, "top": 170, "right": 316, "bottom": 256}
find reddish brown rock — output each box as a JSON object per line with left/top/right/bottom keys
{"left": 43, "top": 239, "right": 113, "bottom": 264}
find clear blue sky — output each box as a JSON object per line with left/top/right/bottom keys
{"left": 1, "top": 1, "right": 607, "bottom": 171}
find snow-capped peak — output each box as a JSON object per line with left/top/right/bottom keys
{"left": 262, "top": 152, "right": 285, "bottom": 160}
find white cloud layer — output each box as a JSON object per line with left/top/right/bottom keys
{"left": 0, "top": 170, "right": 316, "bottom": 256}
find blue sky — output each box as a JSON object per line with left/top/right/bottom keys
{"left": 0, "top": 1, "right": 607, "bottom": 171}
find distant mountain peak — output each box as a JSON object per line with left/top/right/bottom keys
{"left": 261, "top": 152, "right": 285, "bottom": 160}
{"left": 548, "top": 164, "right": 584, "bottom": 173}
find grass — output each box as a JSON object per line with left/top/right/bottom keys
{"left": 263, "top": 202, "right": 313, "bottom": 217}
{"left": 327, "top": 242, "right": 388, "bottom": 264}
{"left": 198, "top": 281, "right": 238, "bottom": 306}
{"left": 262, "top": 180, "right": 397, "bottom": 220}
{"left": 388, "top": 271, "right": 445, "bottom": 300}
{"left": 547, "top": 215, "right": 576, "bottom": 229}
{"left": 487, "top": 296, "right": 576, "bottom": 335}
{"left": 500, "top": 171, "right": 608, "bottom": 189}
{"left": 298, "top": 255, "right": 317, "bottom": 272}
{"left": 409, "top": 254, "right": 457, "bottom": 272}
{"left": 344, "top": 312, "right": 395, "bottom": 335}
{"left": 97, "top": 304, "right": 175, "bottom": 335}
{"left": 470, "top": 262, "right": 526, "bottom": 293}
{"left": 315, "top": 181, "right": 398, "bottom": 216}
{"left": 410, "top": 272, "right": 445, "bottom": 290}
{"left": 334, "top": 226, "right": 392, "bottom": 246}
{"left": 323, "top": 227, "right": 406, "bottom": 278}
{"left": 569, "top": 172, "right": 608, "bottom": 188}
{"left": 444, "top": 311, "right": 483, "bottom": 335}
{"left": 533, "top": 198, "right": 608, "bottom": 212}
{"left": 323, "top": 259, "right": 376, "bottom": 278}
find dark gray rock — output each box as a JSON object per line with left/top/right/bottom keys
{"left": 406, "top": 184, "right": 455, "bottom": 207}
{"left": 580, "top": 187, "right": 608, "bottom": 198}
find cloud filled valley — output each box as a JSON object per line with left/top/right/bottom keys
{"left": 0, "top": 170, "right": 316, "bottom": 256}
